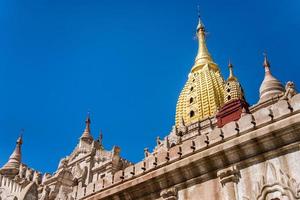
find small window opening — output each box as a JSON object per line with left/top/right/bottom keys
{"left": 190, "top": 110, "right": 195, "bottom": 118}
{"left": 190, "top": 97, "right": 194, "bottom": 104}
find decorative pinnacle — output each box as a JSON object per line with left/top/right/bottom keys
{"left": 194, "top": 9, "right": 213, "bottom": 67}
{"left": 263, "top": 51, "right": 272, "bottom": 74}
{"left": 263, "top": 52, "right": 270, "bottom": 68}
{"left": 227, "top": 59, "right": 237, "bottom": 81}
{"left": 85, "top": 112, "right": 91, "bottom": 131}
{"left": 98, "top": 130, "right": 103, "bottom": 146}
{"left": 84, "top": 112, "right": 91, "bottom": 133}
{"left": 17, "top": 129, "right": 24, "bottom": 145}
{"left": 228, "top": 58, "right": 233, "bottom": 68}
{"left": 1, "top": 132, "right": 24, "bottom": 173}
{"left": 80, "top": 112, "right": 93, "bottom": 141}
{"left": 197, "top": 6, "right": 205, "bottom": 31}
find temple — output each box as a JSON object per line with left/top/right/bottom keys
{"left": 1, "top": 15, "right": 300, "bottom": 200}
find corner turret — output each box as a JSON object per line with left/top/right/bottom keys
{"left": 0, "top": 134, "right": 23, "bottom": 177}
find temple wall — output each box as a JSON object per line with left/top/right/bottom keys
{"left": 178, "top": 178, "right": 222, "bottom": 200}
{"left": 237, "top": 150, "right": 300, "bottom": 200}
{"left": 165, "top": 149, "right": 300, "bottom": 200}
{"left": 0, "top": 174, "right": 38, "bottom": 200}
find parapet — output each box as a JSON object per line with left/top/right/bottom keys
{"left": 80, "top": 94, "right": 300, "bottom": 199}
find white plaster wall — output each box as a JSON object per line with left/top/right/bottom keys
{"left": 178, "top": 178, "right": 222, "bottom": 200}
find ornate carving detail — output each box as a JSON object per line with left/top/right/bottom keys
{"left": 177, "top": 117, "right": 188, "bottom": 136}
{"left": 72, "top": 163, "right": 83, "bottom": 180}
{"left": 25, "top": 168, "right": 33, "bottom": 181}
{"left": 55, "top": 185, "right": 73, "bottom": 200}
{"left": 218, "top": 165, "right": 240, "bottom": 186}
{"left": 94, "top": 149, "right": 110, "bottom": 164}
{"left": 160, "top": 187, "right": 178, "bottom": 200}
{"left": 42, "top": 173, "right": 52, "bottom": 184}
{"left": 72, "top": 163, "right": 87, "bottom": 186}
{"left": 69, "top": 148, "right": 89, "bottom": 162}
{"left": 281, "top": 81, "right": 297, "bottom": 100}
{"left": 33, "top": 171, "right": 41, "bottom": 184}
{"left": 19, "top": 164, "right": 26, "bottom": 179}
{"left": 58, "top": 157, "right": 69, "bottom": 170}
{"left": 144, "top": 148, "right": 150, "bottom": 158}
{"left": 243, "top": 162, "right": 300, "bottom": 200}
{"left": 40, "top": 186, "right": 50, "bottom": 200}
{"left": 168, "top": 126, "right": 181, "bottom": 147}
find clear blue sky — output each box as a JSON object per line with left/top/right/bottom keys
{"left": 0, "top": 0, "right": 299, "bottom": 173}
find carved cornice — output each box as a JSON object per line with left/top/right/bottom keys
{"left": 217, "top": 165, "right": 240, "bottom": 186}
{"left": 160, "top": 187, "right": 177, "bottom": 200}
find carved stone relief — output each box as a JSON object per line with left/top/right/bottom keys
{"left": 243, "top": 162, "right": 300, "bottom": 200}
{"left": 160, "top": 187, "right": 178, "bottom": 200}
{"left": 281, "top": 81, "right": 297, "bottom": 100}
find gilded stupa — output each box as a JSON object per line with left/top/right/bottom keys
{"left": 224, "top": 61, "right": 245, "bottom": 104}
{"left": 175, "top": 18, "right": 225, "bottom": 126}
{"left": 216, "top": 61, "right": 250, "bottom": 127}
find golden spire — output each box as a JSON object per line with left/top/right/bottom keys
{"left": 193, "top": 13, "right": 214, "bottom": 71}
{"left": 1, "top": 132, "right": 23, "bottom": 176}
{"left": 80, "top": 113, "right": 93, "bottom": 142}
{"left": 175, "top": 13, "right": 225, "bottom": 126}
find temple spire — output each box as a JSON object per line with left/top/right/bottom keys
{"left": 196, "top": 7, "right": 204, "bottom": 31}
{"left": 216, "top": 59, "right": 249, "bottom": 127}
{"left": 258, "top": 52, "right": 284, "bottom": 102}
{"left": 194, "top": 13, "right": 213, "bottom": 67}
{"left": 98, "top": 130, "right": 103, "bottom": 146}
{"left": 0, "top": 132, "right": 23, "bottom": 177}
{"left": 175, "top": 10, "right": 225, "bottom": 126}
{"left": 227, "top": 59, "right": 237, "bottom": 81}
{"left": 80, "top": 113, "right": 93, "bottom": 142}
{"left": 263, "top": 52, "right": 271, "bottom": 74}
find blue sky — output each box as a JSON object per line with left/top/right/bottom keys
{"left": 0, "top": 0, "right": 299, "bottom": 173}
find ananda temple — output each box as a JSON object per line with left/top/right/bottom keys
{"left": 1, "top": 16, "right": 300, "bottom": 200}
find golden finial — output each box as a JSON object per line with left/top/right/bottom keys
{"left": 228, "top": 58, "right": 233, "bottom": 68}
{"left": 197, "top": 5, "right": 205, "bottom": 31}
{"left": 227, "top": 59, "right": 237, "bottom": 81}
{"left": 193, "top": 8, "right": 214, "bottom": 68}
